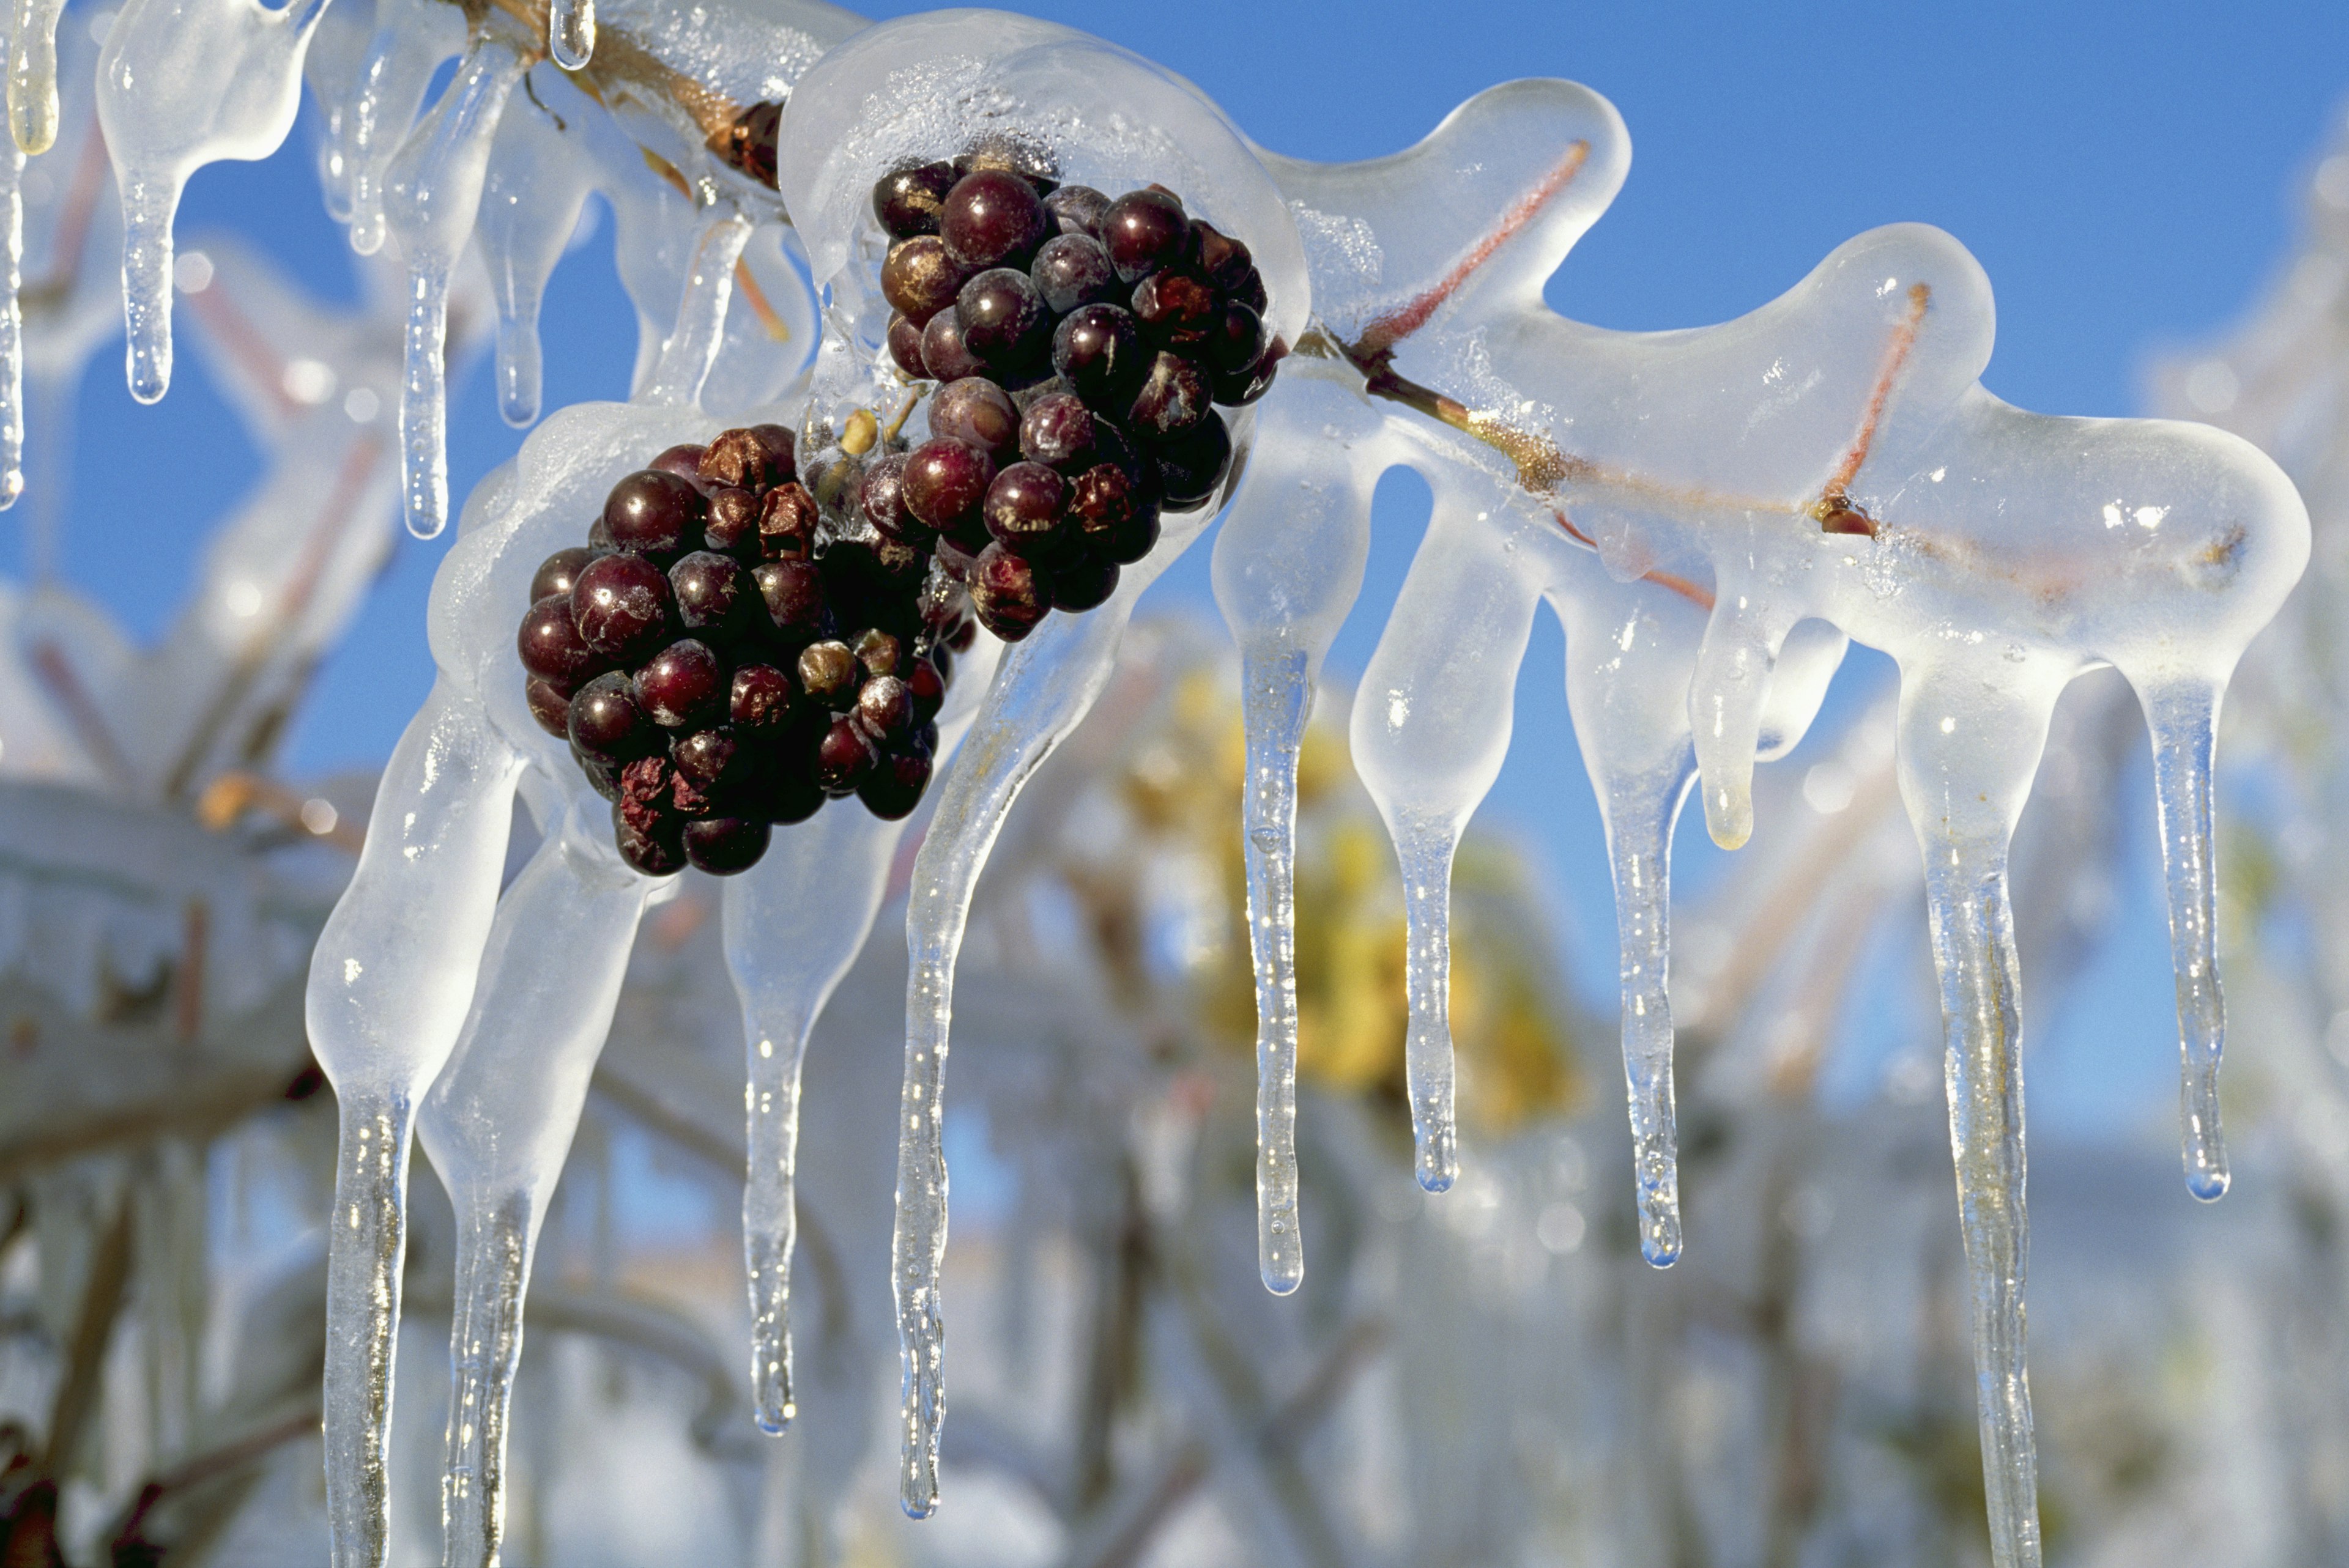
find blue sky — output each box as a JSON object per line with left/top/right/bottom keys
{"left": 37, "top": 1, "right": 2349, "bottom": 1132}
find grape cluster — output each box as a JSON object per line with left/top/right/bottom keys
{"left": 514, "top": 426, "right": 974, "bottom": 878}
{"left": 874, "top": 146, "right": 1282, "bottom": 641}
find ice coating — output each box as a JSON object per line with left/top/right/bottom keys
{"left": 771, "top": 9, "right": 1307, "bottom": 1514}
{"left": 381, "top": 21, "right": 529, "bottom": 539}
{"left": 639, "top": 207, "right": 751, "bottom": 407}
{"left": 338, "top": 0, "right": 467, "bottom": 256}
{"left": 547, "top": 0, "right": 592, "bottom": 70}
{"left": 474, "top": 73, "right": 598, "bottom": 427}
{"left": 95, "top": 0, "right": 336, "bottom": 404}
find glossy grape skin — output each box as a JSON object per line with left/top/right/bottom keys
{"left": 940, "top": 168, "right": 1048, "bottom": 272}
{"left": 569, "top": 671, "right": 653, "bottom": 759}
{"left": 927, "top": 377, "right": 1020, "bottom": 459}
{"left": 881, "top": 235, "right": 967, "bottom": 325}
{"left": 907, "top": 656, "right": 947, "bottom": 722}
{"left": 855, "top": 674, "right": 913, "bottom": 739}
{"left": 757, "top": 483, "right": 819, "bottom": 561}
{"left": 648, "top": 443, "right": 710, "bottom": 491}
{"left": 614, "top": 804, "right": 686, "bottom": 876}
{"left": 874, "top": 160, "right": 957, "bottom": 238}
{"left": 530, "top": 547, "right": 596, "bottom": 602}
{"left": 1193, "top": 220, "right": 1254, "bottom": 289}
{"left": 1131, "top": 270, "right": 1217, "bottom": 348}
{"left": 796, "top": 640, "right": 861, "bottom": 709}
{"left": 919, "top": 308, "right": 985, "bottom": 383}
{"left": 636, "top": 639, "right": 727, "bottom": 729}
{"left": 954, "top": 268, "right": 1052, "bottom": 372}
{"left": 752, "top": 561, "right": 830, "bottom": 643}
{"left": 603, "top": 470, "right": 703, "bottom": 558}
{"left": 1126, "top": 352, "right": 1214, "bottom": 442}
{"left": 903, "top": 438, "right": 996, "bottom": 533}
{"left": 1206, "top": 300, "right": 1266, "bottom": 377}
{"left": 525, "top": 677, "right": 573, "bottom": 738}
{"left": 1052, "top": 555, "right": 1119, "bottom": 612}
{"left": 573, "top": 745, "right": 623, "bottom": 801}
{"left": 814, "top": 717, "right": 878, "bottom": 796}
{"left": 518, "top": 593, "right": 601, "bottom": 686}
{"left": 1051, "top": 304, "right": 1143, "bottom": 405}
{"left": 1067, "top": 464, "right": 1149, "bottom": 556}
{"left": 730, "top": 664, "right": 793, "bottom": 731}
{"left": 858, "top": 749, "right": 933, "bottom": 819}
{"left": 702, "top": 487, "right": 759, "bottom": 557}
{"left": 1042, "top": 184, "right": 1109, "bottom": 239}
{"left": 672, "top": 727, "right": 743, "bottom": 790}
{"left": 1156, "top": 413, "right": 1233, "bottom": 509}
{"left": 1100, "top": 189, "right": 1191, "bottom": 283}
{"left": 969, "top": 542, "right": 1053, "bottom": 642}
{"left": 887, "top": 312, "right": 930, "bottom": 377}
{"left": 669, "top": 551, "right": 748, "bottom": 633}
{"left": 683, "top": 816, "right": 771, "bottom": 875}
{"left": 860, "top": 454, "right": 921, "bottom": 541}
{"left": 983, "top": 462, "right": 1072, "bottom": 561}
{"left": 1017, "top": 392, "right": 1097, "bottom": 470}
{"left": 570, "top": 553, "right": 674, "bottom": 659}
{"left": 1031, "top": 234, "right": 1118, "bottom": 314}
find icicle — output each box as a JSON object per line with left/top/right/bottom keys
{"left": 2138, "top": 677, "right": 2230, "bottom": 1200}
{"left": 1687, "top": 571, "right": 1796, "bottom": 853}
{"left": 640, "top": 209, "right": 752, "bottom": 409}
{"left": 895, "top": 506, "right": 1211, "bottom": 1518}
{"left": 342, "top": 0, "right": 466, "bottom": 256}
{"left": 1209, "top": 372, "right": 1381, "bottom": 1293}
{"left": 380, "top": 24, "right": 526, "bottom": 539}
{"left": 475, "top": 86, "right": 594, "bottom": 427}
{"left": 1350, "top": 478, "right": 1543, "bottom": 1195}
{"left": 301, "top": 0, "right": 371, "bottom": 222}
{"left": 0, "top": 128, "right": 21, "bottom": 509}
{"left": 546, "top": 0, "right": 592, "bottom": 71}
{"left": 96, "top": 0, "right": 336, "bottom": 404}
{"left": 417, "top": 808, "right": 651, "bottom": 1568}
{"left": 6, "top": 0, "right": 66, "bottom": 154}
{"left": 310, "top": 686, "right": 525, "bottom": 1568}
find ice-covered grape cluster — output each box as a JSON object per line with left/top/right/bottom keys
{"left": 870, "top": 148, "right": 1280, "bottom": 639}
{"left": 515, "top": 424, "right": 972, "bottom": 875}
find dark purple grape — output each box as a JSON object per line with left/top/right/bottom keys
{"left": 731, "top": 664, "right": 793, "bottom": 731}
{"left": 1100, "top": 190, "right": 1191, "bottom": 283}
{"left": 703, "top": 486, "right": 759, "bottom": 556}
{"left": 1052, "top": 555, "right": 1119, "bottom": 612}
{"left": 570, "top": 671, "right": 652, "bottom": 758}
{"left": 518, "top": 593, "right": 601, "bottom": 686}
{"left": 748, "top": 424, "right": 797, "bottom": 479}
{"left": 860, "top": 454, "right": 922, "bottom": 540}
{"left": 856, "top": 674, "right": 913, "bottom": 738}
{"left": 525, "top": 677, "right": 573, "bottom": 738}
{"left": 1156, "top": 412, "right": 1232, "bottom": 509}
{"left": 814, "top": 717, "right": 877, "bottom": 796}
{"left": 752, "top": 560, "right": 829, "bottom": 642}
{"left": 604, "top": 470, "right": 703, "bottom": 558}
{"left": 881, "top": 235, "right": 967, "bottom": 325}
{"left": 970, "top": 543, "right": 1053, "bottom": 641}
{"left": 1131, "top": 270, "right": 1217, "bottom": 348}
{"left": 588, "top": 514, "right": 617, "bottom": 553}
{"left": 1233, "top": 268, "right": 1268, "bottom": 314}
{"left": 926, "top": 377, "right": 1020, "bottom": 460}
{"left": 670, "top": 726, "right": 740, "bottom": 787}
{"left": 1017, "top": 391, "right": 1097, "bottom": 470}
{"left": 613, "top": 803, "right": 686, "bottom": 876}
{"left": 1204, "top": 305, "right": 1264, "bottom": 382}
{"left": 758, "top": 483, "right": 819, "bottom": 561}
{"left": 1126, "top": 352, "right": 1213, "bottom": 442}
{"left": 649, "top": 444, "right": 710, "bottom": 490}
{"left": 984, "top": 462, "right": 1071, "bottom": 560}
{"left": 763, "top": 761, "right": 826, "bottom": 825}
{"left": 874, "top": 160, "right": 957, "bottom": 238}
{"left": 867, "top": 531, "right": 928, "bottom": 584}
{"left": 907, "top": 656, "right": 947, "bottom": 721}
{"left": 954, "top": 135, "right": 1057, "bottom": 188}
{"left": 699, "top": 427, "right": 786, "bottom": 490}
{"left": 1192, "top": 221, "right": 1253, "bottom": 291}
{"left": 954, "top": 268, "right": 1052, "bottom": 371}
{"left": 853, "top": 628, "right": 904, "bottom": 678}
{"left": 1043, "top": 184, "right": 1109, "bottom": 238}
{"left": 920, "top": 308, "right": 985, "bottom": 382}
{"left": 796, "top": 639, "right": 860, "bottom": 709}
{"left": 571, "top": 553, "right": 673, "bottom": 658}
{"left": 573, "top": 745, "right": 622, "bottom": 801}
{"left": 1051, "top": 305, "right": 1143, "bottom": 405}
{"left": 903, "top": 438, "right": 995, "bottom": 533}
{"left": 1031, "top": 234, "right": 1118, "bottom": 314}
{"left": 636, "top": 639, "right": 726, "bottom": 728}
{"left": 669, "top": 551, "right": 747, "bottom": 633}
{"left": 932, "top": 533, "right": 980, "bottom": 583}
{"left": 940, "top": 168, "right": 1048, "bottom": 272}
{"left": 888, "top": 312, "right": 930, "bottom": 377}
{"left": 530, "top": 547, "right": 596, "bottom": 602}
{"left": 858, "top": 749, "right": 933, "bottom": 819}
{"left": 683, "top": 816, "right": 770, "bottom": 875}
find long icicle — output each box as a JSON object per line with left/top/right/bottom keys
{"left": 418, "top": 812, "right": 651, "bottom": 1568}
{"left": 476, "top": 91, "right": 595, "bottom": 428}
{"left": 344, "top": 0, "right": 466, "bottom": 255}
{"left": 1600, "top": 758, "right": 1696, "bottom": 1266}
{"left": 1209, "top": 372, "right": 1379, "bottom": 1293}
{"left": 4, "top": 0, "right": 65, "bottom": 155}
{"left": 640, "top": 209, "right": 751, "bottom": 408}
{"left": 325, "top": 1087, "right": 416, "bottom": 1568}
{"left": 2140, "top": 676, "right": 2230, "bottom": 1200}
{"left": 382, "top": 25, "right": 526, "bottom": 538}
{"left": 0, "top": 126, "right": 21, "bottom": 508}
{"left": 896, "top": 509, "right": 1209, "bottom": 1517}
